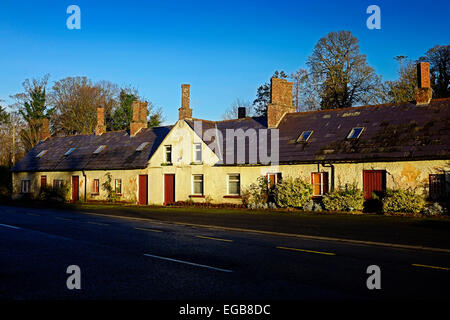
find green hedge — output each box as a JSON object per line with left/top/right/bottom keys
{"left": 273, "top": 176, "right": 312, "bottom": 208}
{"left": 382, "top": 189, "right": 425, "bottom": 214}
{"left": 322, "top": 183, "right": 364, "bottom": 212}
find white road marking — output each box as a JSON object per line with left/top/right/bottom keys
{"left": 0, "top": 223, "right": 21, "bottom": 230}
{"left": 144, "top": 253, "right": 233, "bottom": 273}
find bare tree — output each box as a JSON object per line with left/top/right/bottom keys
{"left": 222, "top": 98, "right": 253, "bottom": 120}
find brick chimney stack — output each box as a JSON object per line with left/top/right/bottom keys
{"left": 267, "top": 78, "right": 295, "bottom": 128}
{"left": 130, "top": 100, "right": 148, "bottom": 136}
{"left": 95, "top": 107, "right": 106, "bottom": 135}
{"left": 40, "top": 118, "right": 51, "bottom": 140}
{"left": 415, "top": 62, "right": 432, "bottom": 105}
{"left": 178, "top": 84, "right": 192, "bottom": 120}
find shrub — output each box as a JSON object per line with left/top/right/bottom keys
{"left": 422, "top": 202, "right": 446, "bottom": 216}
{"left": 241, "top": 176, "right": 270, "bottom": 208}
{"left": 101, "top": 172, "right": 119, "bottom": 203}
{"left": 273, "top": 176, "right": 312, "bottom": 208}
{"left": 382, "top": 188, "right": 425, "bottom": 214}
{"left": 38, "top": 183, "right": 69, "bottom": 202}
{"left": 302, "top": 200, "right": 323, "bottom": 212}
{"left": 322, "top": 183, "right": 364, "bottom": 212}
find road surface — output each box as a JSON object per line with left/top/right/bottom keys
{"left": 0, "top": 205, "right": 448, "bottom": 300}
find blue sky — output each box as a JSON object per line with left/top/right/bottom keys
{"left": 1, "top": 0, "right": 449, "bottom": 124}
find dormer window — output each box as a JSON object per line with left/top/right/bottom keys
{"left": 296, "top": 130, "right": 313, "bottom": 143}
{"left": 136, "top": 142, "right": 150, "bottom": 152}
{"left": 64, "top": 148, "right": 76, "bottom": 156}
{"left": 347, "top": 127, "right": 364, "bottom": 139}
{"left": 93, "top": 145, "right": 106, "bottom": 154}
{"left": 36, "top": 150, "right": 48, "bottom": 158}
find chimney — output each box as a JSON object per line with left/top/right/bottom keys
{"left": 178, "top": 84, "right": 193, "bottom": 120}
{"left": 40, "top": 118, "right": 50, "bottom": 140}
{"left": 130, "top": 100, "right": 148, "bottom": 136}
{"left": 95, "top": 107, "right": 106, "bottom": 135}
{"left": 267, "top": 77, "right": 294, "bottom": 128}
{"left": 238, "top": 107, "right": 246, "bottom": 119}
{"left": 415, "top": 62, "right": 432, "bottom": 105}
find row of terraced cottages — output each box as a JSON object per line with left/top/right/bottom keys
{"left": 11, "top": 63, "right": 450, "bottom": 206}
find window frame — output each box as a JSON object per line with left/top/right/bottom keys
{"left": 227, "top": 173, "right": 241, "bottom": 196}
{"left": 21, "top": 180, "right": 31, "bottom": 193}
{"left": 192, "top": 174, "right": 204, "bottom": 196}
{"left": 164, "top": 145, "right": 172, "bottom": 164}
{"left": 193, "top": 143, "right": 202, "bottom": 163}
{"left": 311, "top": 172, "right": 329, "bottom": 197}
{"left": 296, "top": 130, "right": 313, "bottom": 143}
{"left": 347, "top": 127, "right": 365, "bottom": 140}
{"left": 136, "top": 142, "right": 150, "bottom": 152}
{"left": 64, "top": 148, "right": 76, "bottom": 156}
{"left": 93, "top": 145, "right": 106, "bottom": 154}
{"left": 114, "top": 179, "right": 122, "bottom": 195}
{"left": 53, "top": 179, "right": 64, "bottom": 190}
{"left": 92, "top": 179, "right": 100, "bottom": 195}
{"left": 35, "top": 150, "right": 48, "bottom": 158}
{"left": 266, "top": 172, "right": 282, "bottom": 189}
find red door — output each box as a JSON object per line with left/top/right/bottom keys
{"left": 40, "top": 176, "right": 47, "bottom": 191}
{"left": 363, "top": 170, "right": 386, "bottom": 200}
{"left": 164, "top": 174, "right": 175, "bottom": 205}
{"left": 138, "top": 175, "right": 148, "bottom": 205}
{"left": 72, "top": 176, "right": 79, "bottom": 203}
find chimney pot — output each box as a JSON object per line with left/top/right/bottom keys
{"left": 238, "top": 107, "right": 246, "bottom": 119}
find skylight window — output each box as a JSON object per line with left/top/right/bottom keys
{"left": 296, "top": 130, "right": 313, "bottom": 143}
{"left": 347, "top": 127, "right": 364, "bottom": 139}
{"left": 35, "top": 150, "right": 48, "bottom": 158}
{"left": 64, "top": 148, "right": 76, "bottom": 156}
{"left": 93, "top": 145, "right": 106, "bottom": 154}
{"left": 136, "top": 142, "right": 150, "bottom": 151}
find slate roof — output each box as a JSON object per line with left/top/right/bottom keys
{"left": 12, "top": 98, "right": 450, "bottom": 172}
{"left": 188, "top": 98, "right": 450, "bottom": 165}
{"left": 12, "top": 126, "right": 172, "bottom": 172}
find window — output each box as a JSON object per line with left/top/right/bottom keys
{"left": 228, "top": 174, "right": 240, "bottom": 195}
{"left": 193, "top": 143, "right": 202, "bottom": 163}
{"left": 311, "top": 172, "right": 329, "bottom": 197}
{"left": 296, "top": 130, "right": 313, "bottom": 143}
{"left": 429, "top": 173, "right": 448, "bottom": 200}
{"left": 164, "top": 145, "right": 172, "bottom": 164}
{"left": 347, "top": 127, "right": 364, "bottom": 139}
{"left": 21, "top": 180, "right": 30, "bottom": 193}
{"left": 136, "top": 142, "right": 149, "bottom": 152}
{"left": 267, "top": 173, "right": 282, "bottom": 189}
{"left": 64, "top": 148, "right": 76, "bottom": 156}
{"left": 192, "top": 174, "right": 204, "bottom": 195}
{"left": 92, "top": 179, "right": 100, "bottom": 194}
{"left": 93, "top": 145, "right": 106, "bottom": 154}
{"left": 35, "top": 150, "right": 48, "bottom": 158}
{"left": 53, "top": 179, "right": 64, "bottom": 190}
{"left": 115, "top": 179, "right": 122, "bottom": 195}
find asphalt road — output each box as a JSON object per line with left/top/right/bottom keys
{"left": 0, "top": 205, "right": 449, "bottom": 300}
